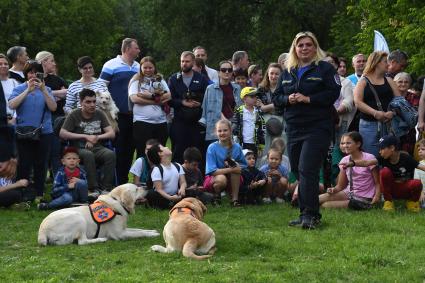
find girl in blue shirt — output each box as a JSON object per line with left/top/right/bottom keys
{"left": 203, "top": 119, "right": 247, "bottom": 206}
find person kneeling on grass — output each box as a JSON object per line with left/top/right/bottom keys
{"left": 320, "top": 132, "right": 380, "bottom": 209}
{"left": 344, "top": 135, "right": 423, "bottom": 212}
{"left": 260, "top": 147, "right": 288, "bottom": 204}
{"left": 203, "top": 119, "right": 247, "bottom": 207}
{"left": 146, "top": 144, "right": 187, "bottom": 209}
{"left": 39, "top": 147, "right": 88, "bottom": 210}
{"left": 240, "top": 150, "right": 267, "bottom": 204}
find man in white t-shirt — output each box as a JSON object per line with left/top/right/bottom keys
{"left": 146, "top": 144, "right": 187, "bottom": 209}
{"left": 193, "top": 46, "right": 219, "bottom": 83}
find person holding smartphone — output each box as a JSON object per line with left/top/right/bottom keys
{"left": 8, "top": 60, "right": 57, "bottom": 202}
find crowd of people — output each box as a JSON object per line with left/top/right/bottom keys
{"left": 1, "top": 32, "right": 425, "bottom": 230}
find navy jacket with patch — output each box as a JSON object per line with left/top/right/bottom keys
{"left": 273, "top": 61, "right": 340, "bottom": 128}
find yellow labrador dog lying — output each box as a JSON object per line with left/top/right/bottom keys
{"left": 151, "top": 197, "right": 216, "bottom": 260}
{"left": 38, "top": 184, "right": 159, "bottom": 245}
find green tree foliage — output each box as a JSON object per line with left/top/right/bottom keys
{"left": 136, "top": 0, "right": 340, "bottom": 76}
{"left": 331, "top": 0, "right": 425, "bottom": 76}
{"left": 0, "top": 0, "right": 123, "bottom": 79}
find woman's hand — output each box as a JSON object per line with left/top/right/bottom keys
{"left": 383, "top": 111, "right": 394, "bottom": 121}
{"left": 294, "top": 93, "right": 310, "bottom": 103}
{"left": 27, "top": 78, "right": 38, "bottom": 92}
{"left": 39, "top": 80, "right": 47, "bottom": 92}
{"left": 288, "top": 93, "right": 297, "bottom": 105}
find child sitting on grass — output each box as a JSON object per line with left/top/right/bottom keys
{"left": 260, "top": 147, "right": 288, "bottom": 204}
{"left": 319, "top": 132, "right": 380, "bottom": 209}
{"left": 203, "top": 119, "right": 247, "bottom": 207}
{"left": 39, "top": 147, "right": 88, "bottom": 210}
{"left": 240, "top": 150, "right": 267, "bottom": 204}
{"left": 129, "top": 139, "right": 159, "bottom": 186}
{"left": 0, "top": 176, "right": 30, "bottom": 209}
{"left": 182, "top": 147, "right": 204, "bottom": 194}
{"left": 347, "top": 135, "right": 424, "bottom": 212}
{"left": 146, "top": 144, "right": 187, "bottom": 209}
{"left": 413, "top": 139, "right": 425, "bottom": 208}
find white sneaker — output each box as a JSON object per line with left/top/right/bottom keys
{"left": 275, "top": 197, "right": 284, "bottom": 204}
{"left": 262, "top": 197, "right": 272, "bottom": 204}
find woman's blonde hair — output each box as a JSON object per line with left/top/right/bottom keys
{"left": 363, "top": 51, "right": 388, "bottom": 76}
{"left": 286, "top": 31, "right": 326, "bottom": 72}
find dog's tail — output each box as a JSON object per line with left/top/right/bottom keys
{"left": 182, "top": 240, "right": 212, "bottom": 260}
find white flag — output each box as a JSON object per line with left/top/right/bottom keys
{"left": 374, "top": 30, "right": 390, "bottom": 52}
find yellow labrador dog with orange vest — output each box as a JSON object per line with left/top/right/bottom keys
{"left": 151, "top": 197, "right": 216, "bottom": 260}
{"left": 38, "top": 184, "right": 159, "bottom": 245}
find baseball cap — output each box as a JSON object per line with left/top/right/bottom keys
{"left": 62, "top": 146, "right": 79, "bottom": 158}
{"left": 378, "top": 135, "right": 399, "bottom": 149}
{"left": 242, "top": 149, "right": 254, "bottom": 156}
{"left": 240, "top": 87, "right": 257, "bottom": 99}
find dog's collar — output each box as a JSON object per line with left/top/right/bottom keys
{"left": 111, "top": 196, "right": 131, "bottom": 215}
{"left": 170, "top": 207, "right": 196, "bottom": 218}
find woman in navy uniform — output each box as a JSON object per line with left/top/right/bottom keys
{"left": 273, "top": 31, "right": 340, "bottom": 229}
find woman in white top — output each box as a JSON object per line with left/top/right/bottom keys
{"left": 129, "top": 56, "right": 171, "bottom": 158}
{"left": 0, "top": 54, "right": 18, "bottom": 125}
{"left": 64, "top": 56, "right": 106, "bottom": 114}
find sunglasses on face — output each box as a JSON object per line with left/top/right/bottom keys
{"left": 220, "top": 67, "right": 233, "bottom": 73}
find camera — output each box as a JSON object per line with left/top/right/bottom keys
{"left": 36, "top": 72, "right": 44, "bottom": 82}
{"left": 224, "top": 157, "right": 238, "bottom": 168}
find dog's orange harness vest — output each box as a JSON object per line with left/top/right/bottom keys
{"left": 89, "top": 201, "right": 122, "bottom": 238}
{"left": 170, "top": 207, "right": 196, "bottom": 218}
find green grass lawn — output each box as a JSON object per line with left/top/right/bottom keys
{"left": 1, "top": 201, "right": 425, "bottom": 282}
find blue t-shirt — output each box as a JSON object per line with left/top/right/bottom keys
{"left": 9, "top": 83, "right": 54, "bottom": 134}
{"left": 259, "top": 164, "right": 289, "bottom": 178}
{"left": 297, "top": 66, "right": 310, "bottom": 79}
{"left": 205, "top": 142, "right": 247, "bottom": 175}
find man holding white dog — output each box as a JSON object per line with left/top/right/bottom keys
{"left": 60, "top": 89, "right": 116, "bottom": 193}
{"left": 99, "top": 38, "right": 140, "bottom": 185}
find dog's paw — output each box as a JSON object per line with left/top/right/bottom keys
{"left": 151, "top": 245, "right": 164, "bottom": 252}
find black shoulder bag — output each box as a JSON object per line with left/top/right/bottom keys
{"left": 15, "top": 105, "right": 46, "bottom": 141}
{"left": 347, "top": 157, "right": 372, "bottom": 210}
{"left": 363, "top": 77, "right": 394, "bottom": 137}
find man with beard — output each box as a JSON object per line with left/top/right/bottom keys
{"left": 168, "top": 51, "right": 209, "bottom": 164}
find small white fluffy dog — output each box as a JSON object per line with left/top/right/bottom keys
{"left": 151, "top": 197, "right": 216, "bottom": 260}
{"left": 96, "top": 91, "right": 119, "bottom": 132}
{"left": 38, "top": 184, "right": 159, "bottom": 246}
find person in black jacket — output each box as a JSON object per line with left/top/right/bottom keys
{"left": 168, "top": 51, "right": 209, "bottom": 164}
{"left": 0, "top": 82, "right": 17, "bottom": 178}
{"left": 273, "top": 31, "right": 340, "bottom": 229}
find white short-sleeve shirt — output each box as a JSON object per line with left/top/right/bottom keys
{"left": 151, "top": 163, "right": 184, "bottom": 195}
{"left": 128, "top": 77, "right": 169, "bottom": 124}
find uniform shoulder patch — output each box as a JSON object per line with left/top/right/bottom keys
{"left": 334, "top": 74, "right": 341, "bottom": 86}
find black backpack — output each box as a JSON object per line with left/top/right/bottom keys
{"left": 146, "top": 162, "right": 181, "bottom": 190}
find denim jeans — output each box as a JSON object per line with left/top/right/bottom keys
{"left": 359, "top": 119, "right": 389, "bottom": 158}
{"left": 48, "top": 180, "right": 88, "bottom": 208}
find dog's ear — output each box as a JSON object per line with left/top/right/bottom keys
{"left": 197, "top": 198, "right": 207, "bottom": 214}
{"left": 121, "top": 189, "right": 135, "bottom": 214}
